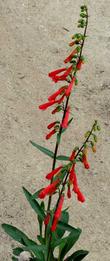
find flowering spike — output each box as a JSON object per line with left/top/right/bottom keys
{"left": 62, "top": 106, "right": 70, "bottom": 128}
{"left": 39, "top": 100, "right": 56, "bottom": 110}
{"left": 46, "top": 165, "right": 62, "bottom": 180}
{"left": 64, "top": 49, "right": 77, "bottom": 63}
{"left": 46, "top": 129, "right": 56, "bottom": 140}
{"left": 65, "top": 77, "right": 75, "bottom": 97}
{"left": 38, "top": 179, "right": 60, "bottom": 199}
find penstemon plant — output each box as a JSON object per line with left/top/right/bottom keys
{"left": 2, "top": 5, "right": 101, "bottom": 261}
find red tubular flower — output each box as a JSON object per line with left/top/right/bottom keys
{"left": 65, "top": 77, "right": 75, "bottom": 97}
{"left": 48, "top": 68, "right": 66, "bottom": 78}
{"left": 56, "top": 94, "right": 65, "bottom": 104}
{"left": 69, "top": 41, "right": 75, "bottom": 47}
{"left": 38, "top": 179, "right": 60, "bottom": 199}
{"left": 61, "top": 106, "right": 70, "bottom": 128}
{"left": 51, "top": 106, "right": 61, "bottom": 114}
{"left": 64, "top": 49, "right": 77, "bottom": 63}
{"left": 48, "top": 86, "right": 66, "bottom": 101}
{"left": 51, "top": 217, "right": 58, "bottom": 232}
{"left": 44, "top": 213, "right": 50, "bottom": 225}
{"left": 72, "top": 172, "right": 79, "bottom": 194}
{"left": 46, "top": 129, "right": 56, "bottom": 140}
{"left": 82, "top": 154, "right": 90, "bottom": 169}
{"left": 77, "top": 188, "right": 85, "bottom": 203}
{"left": 39, "top": 100, "right": 56, "bottom": 110}
{"left": 77, "top": 59, "right": 84, "bottom": 70}
{"left": 47, "top": 121, "right": 57, "bottom": 129}
{"left": 51, "top": 195, "right": 64, "bottom": 232}
{"left": 51, "top": 65, "right": 73, "bottom": 83}
{"left": 46, "top": 165, "right": 62, "bottom": 180}
{"left": 69, "top": 150, "right": 76, "bottom": 161}
{"left": 67, "top": 185, "right": 71, "bottom": 198}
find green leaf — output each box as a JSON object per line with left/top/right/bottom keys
{"left": 2, "top": 224, "right": 35, "bottom": 246}
{"left": 37, "top": 235, "right": 45, "bottom": 244}
{"left": 38, "top": 201, "right": 45, "bottom": 236}
{"left": 66, "top": 249, "right": 89, "bottom": 260}
{"left": 13, "top": 247, "right": 24, "bottom": 256}
{"left": 30, "top": 141, "right": 54, "bottom": 158}
{"left": 56, "top": 155, "right": 70, "bottom": 161}
{"left": 23, "top": 187, "right": 45, "bottom": 220}
{"left": 57, "top": 221, "right": 81, "bottom": 234}
{"left": 59, "top": 229, "right": 82, "bottom": 260}
{"left": 32, "top": 189, "right": 43, "bottom": 199}
{"left": 23, "top": 243, "right": 46, "bottom": 260}
{"left": 56, "top": 210, "right": 69, "bottom": 238}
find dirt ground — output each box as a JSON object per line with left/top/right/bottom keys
{"left": 0, "top": 0, "right": 110, "bottom": 260}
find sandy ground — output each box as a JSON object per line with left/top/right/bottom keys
{"left": 0, "top": 0, "right": 110, "bottom": 260}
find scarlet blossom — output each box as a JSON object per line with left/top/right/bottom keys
{"left": 46, "top": 165, "right": 62, "bottom": 180}
{"left": 72, "top": 172, "right": 79, "bottom": 194}
{"left": 76, "top": 59, "right": 84, "bottom": 70}
{"left": 44, "top": 213, "right": 50, "bottom": 225}
{"left": 39, "top": 100, "right": 56, "bottom": 110}
{"left": 56, "top": 94, "right": 65, "bottom": 104}
{"left": 47, "top": 121, "right": 57, "bottom": 129}
{"left": 69, "top": 41, "right": 75, "bottom": 47}
{"left": 48, "top": 86, "right": 66, "bottom": 101}
{"left": 77, "top": 188, "right": 85, "bottom": 203}
{"left": 38, "top": 179, "right": 60, "bottom": 199}
{"left": 82, "top": 154, "right": 90, "bottom": 169}
{"left": 65, "top": 77, "right": 75, "bottom": 97}
{"left": 48, "top": 68, "right": 66, "bottom": 78}
{"left": 69, "top": 164, "right": 75, "bottom": 183}
{"left": 51, "top": 106, "right": 61, "bottom": 114}
{"left": 69, "top": 150, "right": 76, "bottom": 161}
{"left": 51, "top": 195, "right": 64, "bottom": 231}
{"left": 67, "top": 185, "right": 71, "bottom": 198}
{"left": 46, "top": 129, "right": 56, "bottom": 140}
{"left": 50, "top": 217, "right": 58, "bottom": 232}
{"left": 50, "top": 65, "right": 73, "bottom": 83}
{"left": 64, "top": 49, "right": 77, "bottom": 63}
{"left": 61, "top": 106, "right": 70, "bottom": 128}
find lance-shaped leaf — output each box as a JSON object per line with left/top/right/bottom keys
{"left": 56, "top": 155, "right": 70, "bottom": 161}
{"left": 57, "top": 221, "right": 81, "bottom": 234}
{"left": 59, "top": 228, "right": 82, "bottom": 260}
{"left": 30, "top": 141, "right": 54, "bottom": 158}
{"left": 23, "top": 187, "right": 45, "bottom": 220}
{"left": 56, "top": 210, "right": 69, "bottom": 238}
{"left": 2, "top": 224, "right": 37, "bottom": 246}
{"left": 65, "top": 249, "right": 89, "bottom": 260}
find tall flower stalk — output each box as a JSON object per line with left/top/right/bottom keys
{"left": 2, "top": 5, "right": 101, "bottom": 261}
